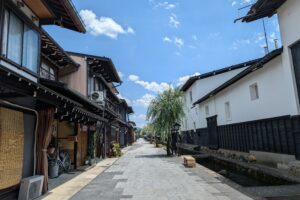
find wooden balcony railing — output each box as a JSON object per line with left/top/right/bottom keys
{"left": 105, "top": 98, "right": 121, "bottom": 118}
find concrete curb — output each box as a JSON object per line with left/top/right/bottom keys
{"left": 39, "top": 157, "right": 120, "bottom": 200}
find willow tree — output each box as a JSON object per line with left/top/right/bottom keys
{"left": 147, "top": 88, "right": 185, "bottom": 155}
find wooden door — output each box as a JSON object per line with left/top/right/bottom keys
{"left": 207, "top": 115, "right": 218, "bottom": 149}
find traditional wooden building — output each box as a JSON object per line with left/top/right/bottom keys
{"left": 60, "top": 51, "right": 124, "bottom": 158}
{"left": 117, "top": 99, "right": 134, "bottom": 147}
{"left": 0, "top": 0, "right": 111, "bottom": 199}
{"left": 39, "top": 30, "right": 108, "bottom": 170}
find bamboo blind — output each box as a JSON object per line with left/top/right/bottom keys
{"left": 0, "top": 107, "right": 24, "bottom": 189}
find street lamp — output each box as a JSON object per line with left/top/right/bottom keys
{"left": 173, "top": 122, "right": 181, "bottom": 132}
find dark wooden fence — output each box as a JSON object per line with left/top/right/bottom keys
{"left": 181, "top": 115, "right": 300, "bottom": 160}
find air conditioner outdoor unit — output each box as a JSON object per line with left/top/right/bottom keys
{"left": 18, "top": 175, "right": 44, "bottom": 200}
{"left": 91, "top": 91, "right": 105, "bottom": 106}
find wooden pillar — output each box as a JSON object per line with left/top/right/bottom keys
{"left": 74, "top": 123, "right": 78, "bottom": 170}
{"left": 103, "top": 124, "right": 106, "bottom": 158}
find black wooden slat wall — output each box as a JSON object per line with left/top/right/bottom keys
{"left": 182, "top": 115, "right": 300, "bottom": 160}
{"left": 217, "top": 116, "right": 299, "bottom": 156}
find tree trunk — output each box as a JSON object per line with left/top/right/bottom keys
{"left": 166, "top": 135, "right": 171, "bottom": 156}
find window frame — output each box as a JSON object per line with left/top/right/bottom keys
{"left": 249, "top": 83, "right": 259, "bottom": 101}
{"left": 0, "top": 1, "right": 41, "bottom": 77}
{"left": 225, "top": 101, "right": 231, "bottom": 121}
{"left": 40, "top": 60, "right": 57, "bottom": 80}
{"left": 189, "top": 90, "right": 193, "bottom": 103}
{"left": 205, "top": 105, "right": 209, "bottom": 116}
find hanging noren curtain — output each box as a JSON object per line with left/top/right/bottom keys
{"left": 36, "top": 108, "right": 55, "bottom": 194}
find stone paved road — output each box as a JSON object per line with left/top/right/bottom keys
{"left": 71, "top": 139, "right": 253, "bottom": 200}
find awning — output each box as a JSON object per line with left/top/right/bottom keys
{"left": 0, "top": 66, "right": 106, "bottom": 124}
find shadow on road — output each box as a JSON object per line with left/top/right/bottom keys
{"left": 135, "top": 154, "right": 168, "bottom": 158}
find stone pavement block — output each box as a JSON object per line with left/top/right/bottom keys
{"left": 70, "top": 140, "right": 253, "bottom": 200}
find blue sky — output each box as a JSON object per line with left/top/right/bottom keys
{"left": 45, "top": 0, "right": 280, "bottom": 128}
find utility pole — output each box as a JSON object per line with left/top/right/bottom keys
{"left": 263, "top": 19, "right": 269, "bottom": 54}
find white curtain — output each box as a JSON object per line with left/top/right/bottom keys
{"left": 7, "top": 13, "right": 22, "bottom": 65}
{"left": 22, "top": 25, "right": 38, "bottom": 73}
{"left": 1, "top": 10, "right": 9, "bottom": 56}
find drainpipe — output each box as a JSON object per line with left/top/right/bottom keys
{"left": 0, "top": 100, "right": 39, "bottom": 176}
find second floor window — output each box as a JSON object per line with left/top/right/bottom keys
{"left": 40, "top": 62, "right": 56, "bottom": 80}
{"left": 225, "top": 101, "right": 231, "bottom": 121}
{"left": 2, "top": 9, "right": 39, "bottom": 73}
{"left": 249, "top": 83, "right": 259, "bottom": 100}
{"left": 205, "top": 105, "right": 209, "bottom": 116}
{"left": 189, "top": 91, "right": 193, "bottom": 103}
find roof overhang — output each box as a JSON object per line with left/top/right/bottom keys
{"left": 119, "top": 99, "right": 134, "bottom": 114}
{"left": 193, "top": 48, "right": 283, "bottom": 106}
{"left": 67, "top": 52, "right": 122, "bottom": 83}
{"left": 23, "top": 0, "right": 55, "bottom": 19}
{"left": 128, "top": 121, "right": 136, "bottom": 127}
{"left": 38, "top": 0, "right": 86, "bottom": 33}
{"left": 127, "top": 106, "right": 134, "bottom": 114}
{"left": 88, "top": 57, "right": 121, "bottom": 83}
{"left": 41, "top": 29, "right": 79, "bottom": 76}
{"left": 235, "top": 0, "right": 286, "bottom": 23}
{"left": 39, "top": 78, "right": 104, "bottom": 112}
{"left": 180, "top": 58, "right": 261, "bottom": 92}
{"left": 0, "top": 65, "right": 106, "bottom": 124}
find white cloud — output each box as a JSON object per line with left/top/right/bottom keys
{"left": 241, "top": 0, "right": 252, "bottom": 4}
{"left": 79, "top": 9, "right": 134, "bottom": 39}
{"left": 192, "top": 35, "right": 198, "bottom": 41}
{"left": 163, "top": 36, "right": 184, "bottom": 48}
{"left": 127, "top": 27, "right": 135, "bottom": 34}
{"left": 169, "top": 14, "right": 180, "bottom": 28}
{"left": 254, "top": 32, "right": 265, "bottom": 44}
{"left": 269, "top": 32, "right": 277, "bottom": 42}
{"left": 152, "top": 1, "right": 177, "bottom": 10}
{"left": 208, "top": 32, "right": 221, "bottom": 39}
{"left": 230, "top": 0, "right": 253, "bottom": 6}
{"left": 131, "top": 114, "right": 147, "bottom": 122}
{"left": 134, "top": 94, "right": 156, "bottom": 107}
{"left": 174, "top": 37, "right": 184, "bottom": 48}
{"left": 129, "top": 74, "right": 172, "bottom": 93}
{"left": 130, "top": 114, "right": 147, "bottom": 127}
{"left": 163, "top": 36, "right": 172, "bottom": 43}
{"left": 129, "top": 75, "right": 139, "bottom": 81}
{"left": 230, "top": 39, "right": 251, "bottom": 50}
{"left": 177, "top": 72, "right": 200, "bottom": 86}
{"left": 188, "top": 45, "right": 196, "bottom": 49}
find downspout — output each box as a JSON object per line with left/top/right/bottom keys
{"left": 0, "top": 100, "right": 39, "bottom": 176}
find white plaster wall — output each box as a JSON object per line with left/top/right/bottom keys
{"left": 205, "top": 55, "right": 296, "bottom": 126}
{"left": 181, "top": 67, "right": 247, "bottom": 131}
{"left": 277, "top": 0, "right": 300, "bottom": 115}
{"left": 181, "top": 0, "right": 300, "bottom": 131}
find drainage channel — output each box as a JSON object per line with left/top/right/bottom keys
{"left": 195, "top": 155, "right": 300, "bottom": 200}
